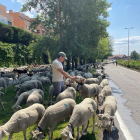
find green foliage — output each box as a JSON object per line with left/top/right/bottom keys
{"left": 0, "top": 22, "right": 33, "bottom": 46}
{"left": 21, "top": 0, "right": 112, "bottom": 65}
{"left": 118, "top": 60, "right": 140, "bottom": 70}
{"left": 130, "top": 50, "right": 140, "bottom": 60}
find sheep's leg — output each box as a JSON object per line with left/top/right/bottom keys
{"left": 92, "top": 114, "right": 95, "bottom": 134}
{"left": 8, "top": 133, "right": 13, "bottom": 140}
{"left": 81, "top": 123, "right": 87, "bottom": 135}
{"left": 96, "top": 96, "right": 99, "bottom": 110}
{"left": 49, "top": 123, "right": 56, "bottom": 140}
{"left": 76, "top": 127, "right": 79, "bottom": 140}
{"left": 0, "top": 99, "right": 5, "bottom": 110}
{"left": 85, "top": 120, "right": 90, "bottom": 131}
{"left": 23, "top": 129, "right": 27, "bottom": 140}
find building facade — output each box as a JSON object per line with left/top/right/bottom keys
{"left": 108, "top": 55, "right": 129, "bottom": 61}
{"left": 0, "top": 4, "right": 45, "bottom": 36}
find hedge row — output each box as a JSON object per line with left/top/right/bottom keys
{"left": 118, "top": 60, "right": 140, "bottom": 71}
{"left": 0, "top": 22, "right": 33, "bottom": 46}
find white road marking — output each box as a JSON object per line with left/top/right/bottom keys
{"left": 120, "top": 73, "right": 124, "bottom": 75}
{"left": 115, "top": 111, "right": 134, "bottom": 140}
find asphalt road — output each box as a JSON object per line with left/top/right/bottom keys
{"left": 104, "top": 63, "right": 140, "bottom": 140}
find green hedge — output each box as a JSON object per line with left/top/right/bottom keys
{"left": 118, "top": 60, "right": 140, "bottom": 71}
{"left": 0, "top": 22, "right": 33, "bottom": 46}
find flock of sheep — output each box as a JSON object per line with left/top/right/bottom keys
{"left": 0, "top": 62, "right": 117, "bottom": 140}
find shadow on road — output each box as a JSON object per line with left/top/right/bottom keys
{"left": 103, "top": 127, "right": 119, "bottom": 140}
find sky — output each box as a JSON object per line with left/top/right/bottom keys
{"left": 1, "top": 0, "right": 140, "bottom": 56}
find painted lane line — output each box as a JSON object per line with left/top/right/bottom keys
{"left": 115, "top": 111, "right": 134, "bottom": 140}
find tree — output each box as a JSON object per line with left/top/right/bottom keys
{"left": 130, "top": 50, "right": 140, "bottom": 60}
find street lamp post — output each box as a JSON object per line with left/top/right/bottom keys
{"left": 124, "top": 27, "right": 134, "bottom": 60}
{"left": 118, "top": 47, "right": 121, "bottom": 56}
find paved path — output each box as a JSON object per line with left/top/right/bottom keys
{"left": 104, "top": 63, "right": 140, "bottom": 140}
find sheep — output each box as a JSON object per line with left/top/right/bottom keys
{"left": 1, "top": 73, "right": 17, "bottom": 83}
{"left": 100, "top": 79, "right": 109, "bottom": 87}
{"left": 0, "top": 103, "right": 45, "bottom": 140}
{"left": 65, "top": 78, "right": 79, "bottom": 90}
{"left": 15, "top": 80, "right": 43, "bottom": 98}
{"left": 46, "top": 85, "right": 55, "bottom": 105}
{"left": 31, "top": 99, "right": 76, "bottom": 140}
{"left": 97, "top": 76, "right": 102, "bottom": 85}
{"left": 19, "top": 76, "right": 31, "bottom": 84}
{"left": 83, "top": 72, "right": 93, "bottom": 79}
{"left": 61, "top": 98, "right": 97, "bottom": 140}
{"left": 75, "top": 76, "right": 103, "bottom": 109}
{"left": 26, "top": 89, "right": 44, "bottom": 106}
{"left": 55, "top": 87, "right": 76, "bottom": 103}
{"left": 18, "top": 74, "right": 28, "bottom": 82}
{"left": 39, "top": 76, "right": 51, "bottom": 89}
{"left": 12, "top": 89, "right": 44, "bottom": 112}
{"left": 98, "top": 85, "right": 112, "bottom": 105}
{"left": 98, "top": 96, "right": 117, "bottom": 132}
{"left": 3, "top": 77, "right": 10, "bottom": 87}
{"left": 85, "top": 78, "right": 99, "bottom": 85}
{"left": 0, "top": 78, "right": 7, "bottom": 93}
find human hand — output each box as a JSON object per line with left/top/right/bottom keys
{"left": 71, "top": 76, "right": 77, "bottom": 81}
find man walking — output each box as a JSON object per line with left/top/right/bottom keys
{"left": 51, "top": 52, "right": 77, "bottom": 99}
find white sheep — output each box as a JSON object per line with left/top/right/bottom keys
{"left": 15, "top": 80, "right": 43, "bottom": 98}
{"left": 2, "top": 73, "right": 17, "bottom": 83}
{"left": 98, "top": 96, "right": 117, "bottom": 132}
{"left": 98, "top": 85, "right": 112, "bottom": 105}
{"left": 75, "top": 76, "right": 103, "bottom": 109}
{"left": 39, "top": 76, "right": 51, "bottom": 89}
{"left": 0, "top": 103, "right": 45, "bottom": 140}
{"left": 100, "top": 79, "right": 109, "bottom": 87}
{"left": 26, "top": 89, "right": 44, "bottom": 106}
{"left": 55, "top": 87, "right": 76, "bottom": 103}
{"left": 12, "top": 89, "right": 44, "bottom": 112}
{"left": 0, "top": 90, "right": 5, "bottom": 110}
{"left": 19, "top": 76, "right": 31, "bottom": 84}
{"left": 31, "top": 99, "right": 76, "bottom": 140}
{"left": 61, "top": 98, "right": 97, "bottom": 140}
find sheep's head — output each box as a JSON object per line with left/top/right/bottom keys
{"left": 98, "top": 114, "right": 114, "bottom": 129}
{"left": 31, "top": 130, "right": 46, "bottom": 140}
{"left": 12, "top": 105, "right": 22, "bottom": 112}
{"left": 75, "top": 76, "right": 85, "bottom": 84}
{"left": 65, "top": 78, "right": 71, "bottom": 86}
{"left": 61, "top": 127, "right": 73, "bottom": 140}
{"left": 14, "top": 85, "right": 20, "bottom": 92}
{"left": 98, "top": 94, "right": 104, "bottom": 105}
{"left": 0, "top": 128, "right": 9, "bottom": 140}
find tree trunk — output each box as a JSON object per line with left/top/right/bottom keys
{"left": 72, "top": 56, "right": 75, "bottom": 69}
{"left": 80, "top": 58, "right": 83, "bottom": 65}
{"left": 74, "top": 57, "right": 78, "bottom": 69}
{"left": 66, "top": 57, "right": 70, "bottom": 71}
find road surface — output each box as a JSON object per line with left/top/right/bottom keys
{"left": 104, "top": 63, "right": 140, "bottom": 140}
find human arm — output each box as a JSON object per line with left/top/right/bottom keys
{"left": 57, "top": 68, "right": 77, "bottom": 80}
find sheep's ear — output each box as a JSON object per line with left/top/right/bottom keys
{"left": 81, "top": 78, "right": 85, "bottom": 84}
{"left": 69, "top": 132, "right": 73, "bottom": 139}
{"left": 17, "top": 105, "right": 22, "bottom": 109}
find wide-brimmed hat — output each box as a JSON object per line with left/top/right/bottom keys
{"left": 58, "top": 52, "right": 67, "bottom": 60}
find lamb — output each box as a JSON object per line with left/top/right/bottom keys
{"left": 0, "top": 103, "right": 45, "bottom": 140}
{"left": 0, "top": 78, "right": 7, "bottom": 93}
{"left": 98, "top": 96, "right": 117, "bottom": 132}
{"left": 12, "top": 89, "right": 44, "bottom": 112}
{"left": 1, "top": 73, "right": 17, "bottom": 83}
{"left": 61, "top": 98, "right": 97, "bottom": 140}
{"left": 15, "top": 80, "right": 43, "bottom": 98}
{"left": 26, "top": 89, "right": 44, "bottom": 106}
{"left": 31, "top": 99, "right": 76, "bottom": 140}
{"left": 55, "top": 87, "right": 76, "bottom": 103}
{"left": 100, "top": 79, "right": 109, "bottom": 87}
{"left": 98, "top": 85, "right": 112, "bottom": 105}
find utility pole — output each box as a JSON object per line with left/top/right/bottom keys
{"left": 124, "top": 27, "right": 134, "bottom": 60}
